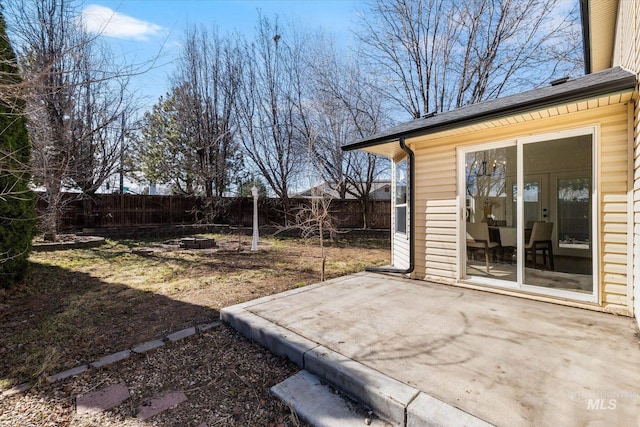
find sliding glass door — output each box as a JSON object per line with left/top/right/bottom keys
{"left": 460, "top": 128, "right": 597, "bottom": 302}
{"left": 520, "top": 134, "right": 594, "bottom": 295}
{"left": 463, "top": 144, "right": 517, "bottom": 282}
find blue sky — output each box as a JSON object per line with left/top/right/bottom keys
{"left": 78, "top": 1, "right": 360, "bottom": 110}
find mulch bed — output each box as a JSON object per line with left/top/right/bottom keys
{"left": 0, "top": 325, "right": 309, "bottom": 426}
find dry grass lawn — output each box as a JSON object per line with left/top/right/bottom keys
{"left": 0, "top": 234, "right": 390, "bottom": 389}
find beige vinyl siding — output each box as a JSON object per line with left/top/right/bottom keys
{"left": 589, "top": 0, "right": 618, "bottom": 72}
{"left": 613, "top": 0, "right": 640, "bottom": 73}
{"left": 424, "top": 199, "right": 458, "bottom": 283}
{"left": 408, "top": 102, "right": 632, "bottom": 313}
{"left": 600, "top": 109, "right": 632, "bottom": 313}
{"left": 414, "top": 145, "right": 458, "bottom": 282}
{"left": 393, "top": 233, "right": 411, "bottom": 270}
{"left": 614, "top": 0, "right": 639, "bottom": 321}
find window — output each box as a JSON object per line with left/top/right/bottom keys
{"left": 395, "top": 158, "right": 407, "bottom": 233}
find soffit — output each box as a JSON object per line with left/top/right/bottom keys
{"left": 359, "top": 143, "right": 407, "bottom": 160}
{"left": 587, "top": 0, "right": 618, "bottom": 73}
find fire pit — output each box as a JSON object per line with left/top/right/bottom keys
{"left": 179, "top": 237, "right": 217, "bottom": 249}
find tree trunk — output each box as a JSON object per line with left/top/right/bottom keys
{"left": 43, "top": 180, "right": 61, "bottom": 242}
{"left": 360, "top": 197, "right": 371, "bottom": 229}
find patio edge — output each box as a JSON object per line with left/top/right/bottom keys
{"left": 304, "top": 344, "right": 418, "bottom": 425}
{"left": 220, "top": 305, "right": 318, "bottom": 368}
{"left": 222, "top": 284, "right": 495, "bottom": 427}
{"left": 406, "top": 392, "right": 494, "bottom": 427}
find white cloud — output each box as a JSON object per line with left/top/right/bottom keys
{"left": 80, "top": 4, "right": 164, "bottom": 41}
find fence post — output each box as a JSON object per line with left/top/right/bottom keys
{"left": 169, "top": 195, "right": 173, "bottom": 225}
{"left": 120, "top": 192, "right": 124, "bottom": 226}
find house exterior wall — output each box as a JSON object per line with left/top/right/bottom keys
{"left": 393, "top": 226, "right": 411, "bottom": 269}
{"left": 613, "top": 0, "right": 640, "bottom": 324}
{"left": 612, "top": 0, "right": 640, "bottom": 72}
{"left": 409, "top": 101, "right": 633, "bottom": 314}
{"left": 414, "top": 145, "right": 457, "bottom": 284}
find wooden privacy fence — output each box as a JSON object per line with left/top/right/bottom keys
{"left": 36, "top": 193, "right": 391, "bottom": 231}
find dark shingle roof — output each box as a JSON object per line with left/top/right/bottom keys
{"left": 343, "top": 66, "right": 636, "bottom": 151}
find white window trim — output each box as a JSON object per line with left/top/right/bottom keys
{"left": 394, "top": 158, "right": 408, "bottom": 236}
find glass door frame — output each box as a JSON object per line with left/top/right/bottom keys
{"left": 457, "top": 126, "right": 599, "bottom": 303}
{"left": 458, "top": 139, "right": 519, "bottom": 290}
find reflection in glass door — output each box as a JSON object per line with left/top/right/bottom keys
{"left": 464, "top": 145, "right": 517, "bottom": 282}
{"left": 557, "top": 177, "right": 591, "bottom": 251}
{"left": 511, "top": 175, "right": 549, "bottom": 228}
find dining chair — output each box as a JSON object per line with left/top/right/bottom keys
{"left": 466, "top": 222, "right": 499, "bottom": 273}
{"left": 524, "top": 221, "right": 554, "bottom": 270}
{"left": 498, "top": 227, "right": 517, "bottom": 264}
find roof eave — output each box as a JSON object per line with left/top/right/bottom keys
{"left": 343, "top": 73, "right": 636, "bottom": 152}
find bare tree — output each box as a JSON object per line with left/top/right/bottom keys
{"left": 132, "top": 25, "right": 245, "bottom": 222}
{"left": 67, "top": 45, "right": 136, "bottom": 197}
{"left": 236, "top": 15, "right": 309, "bottom": 225}
{"left": 357, "top": 0, "right": 584, "bottom": 119}
{"left": 7, "top": 0, "right": 142, "bottom": 239}
{"left": 307, "top": 38, "right": 390, "bottom": 228}
{"left": 293, "top": 187, "right": 338, "bottom": 282}
{"left": 170, "top": 25, "right": 244, "bottom": 199}
{"left": 8, "top": 0, "right": 79, "bottom": 240}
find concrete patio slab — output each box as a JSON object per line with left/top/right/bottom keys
{"left": 223, "top": 305, "right": 318, "bottom": 368}
{"left": 407, "top": 392, "right": 493, "bottom": 427}
{"left": 304, "top": 345, "right": 419, "bottom": 424}
{"left": 272, "top": 370, "right": 394, "bottom": 427}
{"left": 222, "top": 272, "right": 640, "bottom": 426}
